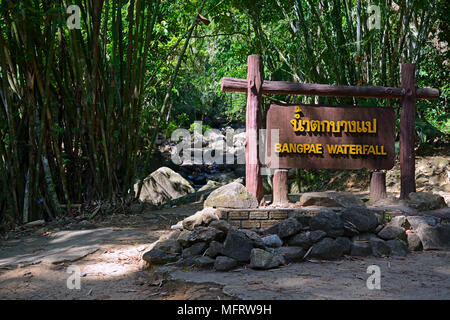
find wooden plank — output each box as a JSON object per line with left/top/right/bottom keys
{"left": 370, "top": 171, "right": 387, "bottom": 202}
{"left": 245, "top": 55, "right": 264, "bottom": 203}
{"left": 400, "top": 63, "right": 416, "bottom": 199}
{"left": 221, "top": 77, "right": 439, "bottom": 100}
{"left": 266, "top": 104, "right": 395, "bottom": 170}
{"left": 273, "top": 169, "right": 288, "bottom": 205}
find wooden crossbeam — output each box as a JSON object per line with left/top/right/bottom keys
{"left": 221, "top": 77, "right": 439, "bottom": 100}
{"left": 221, "top": 55, "right": 440, "bottom": 204}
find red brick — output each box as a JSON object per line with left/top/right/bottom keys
{"left": 249, "top": 211, "right": 269, "bottom": 219}
{"left": 242, "top": 220, "right": 261, "bottom": 229}
{"left": 269, "top": 211, "right": 288, "bottom": 219}
{"left": 261, "top": 220, "right": 281, "bottom": 229}
{"left": 229, "top": 211, "right": 249, "bottom": 219}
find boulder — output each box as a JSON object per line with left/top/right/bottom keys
{"left": 277, "top": 218, "right": 303, "bottom": 239}
{"left": 369, "top": 238, "right": 391, "bottom": 256}
{"left": 275, "top": 247, "right": 306, "bottom": 263}
{"left": 310, "top": 238, "right": 345, "bottom": 260}
{"left": 262, "top": 234, "right": 283, "bottom": 248}
{"left": 310, "top": 209, "right": 344, "bottom": 237}
{"left": 350, "top": 240, "right": 373, "bottom": 256}
{"left": 194, "top": 256, "right": 216, "bottom": 268}
{"left": 335, "top": 237, "right": 352, "bottom": 254}
{"left": 407, "top": 232, "right": 423, "bottom": 251}
{"left": 204, "top": 182, "right": 258, "bottom": 209}
{"left": 142, "top": 249, "right": 180, "bottom": 265}
{"left": 182, "top": 242, "right": 208, "bottom": 258}
{"left": 153, "top": 239, "right": 182, "bottom": 254}
{"left": 290, "top": 213, "right": 312, "bottom": 227}
{"left": 206, "top": 241, "right": 223, "bottom": 258}
{"left": 377, "top": 225, "right": 406, "bottom": 241}
{"left": 339, "top": 207, "right": 379, "bottom": 234}
{"left": 214, "top": 256, "right": 238, "bottom": 271}
{"left": 209, "top": 220, "right": 232, "bottom": 233}
{"left": 198, "top": 180, "right": 223, "bottom": 191}
{"left": 386, "top": 239, "right": 408, "bottom": 256}
{"left": 407, "top": 192, "right": 447, "bottom": 211}
{"left": 182, "top": 207, "right": 221, "bottom": 231}
{"left": 287, "top": 230, "right": 326, "bottom": 249}
{"left": 177, "top": 227, "right": 225, "bottom": 247}
{"left": 134, "top": 167, "right": 194, "bottom": 205}
{"left": 388, "top": 216, "right": 410, "bottom": 229}
{"left": 240, "top": 229, "right": 265, "bottom": 248}
{"left": 250, "top": 248, "right": 284, "bottom": 269}
{"left": 298, "top": 192, "right": 365, "bottom": 208}
{"left": 406, "top": 216, "right": 449, "bottom": 250}
{"left": 222, "top": 229, "right": 255, "bottom": 262}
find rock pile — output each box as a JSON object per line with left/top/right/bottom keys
{"left": 142, "top": 204, "right": 450, "bottom": 271}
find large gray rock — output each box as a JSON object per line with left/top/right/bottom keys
{"left": 275, "top": 247, "right": 306, "bottom": 263}
{"left": 182, "top": 242, "right": 208, "bottom": 258}
{"left": 142, "top": 249, "right": 180, "bottom": 265}
{"left": 205, "top": 241, "right": 223, "bottom": 258}
{"left": 177, "top": 227, "right": 225, "bottom": 247}
{"left": 222, "top": 229, "right": 255, "bottom": 262}
{"left": 407, "top": 233, "right": 423, "bottom": 251}
{"left": 299, "top": 192, "right": 365, "bottom": 208}
{"left": 406, "top": 216, "right": 449, "bottom": 250}
{"left": 250, "top": 248, "right": 284, "bottom": 269}
{"left": 194, "top": 256, "right": 215, "bottom": 268}
{"left": 369, "top": 238, "right": 391, "bottom": 256}
{"left": 262, "top": 234, "right": 283, "bottom": 248}
{"left": 182, "top": 207, "right": 221, "bottom": 231}
{"left": 378, "top": 225, "right": 406, "bottom": 241}
{"left": 277, "top": 218, "right": 303, "bottom": 239}
{"left": 204, "top": 182, "right": 258, "bottom": 209}
{"left": 310, "top": 238, "right": 345, "bottom": 260}
{"left": 134, "top": 167, "right": 194, "bottom": 205}
{"left": 386, "top": 240, "right": 408, "bottom": 256}
{"left": 335, "top": 237, "right": 352, "bottom": 254}
{"left": 388, "top": 216, "right": 410, "bottom": 229}
{"left": 407, "top": 192, "right": 447, "bottom": 211}
{"left": 339, "top": 207, "right": 379, "bottom": 234}
{"left": 214, "top": 256, "right": 238, "bottom": 271}
{"left": 209, "top": 220, "right": 232, "bottom": 233}
{"left": 287, "top": 230, "right": 326, "bottom": 249}
{"left": 153, "top": 239, "right": 182, "bottom": 254}
{"left": 350, "top": 240, "right": 373, "bottom": 256}
{"left": 310, "top": 209, "right": 344, "bottom": 237}
{"left": 240, "top": 229, "right": 265, "bottom": 248}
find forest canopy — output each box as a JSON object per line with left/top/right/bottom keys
{"left": 0, "top": 0, "right": 448, "bottom": 228}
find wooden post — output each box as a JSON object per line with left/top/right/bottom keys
{"left": 245, "top": 55, "right": 264, "bottom": 203}
{"left": 273, "top": 169, "right": 288, "bottom": 205}
{"left": 370, "top": 171, "right": 387, "bottom": 202}
{"left": 400, "top": 63, "right": 416, "bottom": 199}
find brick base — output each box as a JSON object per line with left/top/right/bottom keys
{"left": 218, "top": 207, "right": 323, "bottom": 230}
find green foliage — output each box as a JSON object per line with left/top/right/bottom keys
{"left": 0, "top": 0, "right": 446, "bottom": 228}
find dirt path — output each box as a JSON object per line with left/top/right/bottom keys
{"left": 1, "top": 202, "right": 449, "bottom": 300}
{"left": 0, "top": 203, "right": 231, "bottom": 300}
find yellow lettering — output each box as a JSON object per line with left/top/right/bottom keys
{"left": 327, "top": 145, "right": 337, "bottom": 154}
{"left": 275, "top": 143, "right": 281, "bottom": 153}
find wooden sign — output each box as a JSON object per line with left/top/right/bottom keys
{"left": 266, "top": 104, "right": 395, "bottom": 170}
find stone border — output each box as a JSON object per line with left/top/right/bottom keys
{"left": 218, "top": 207, "right": 338, "bottom": 229}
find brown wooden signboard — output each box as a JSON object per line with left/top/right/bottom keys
{"left": 266, "top": 104, "right": 395, "bottom": 170}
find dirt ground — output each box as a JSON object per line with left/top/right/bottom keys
{"left": 1, "top": 182, "right": 449, "bottom": 300}
{"left": 0, "top": 203, "right": 233, "bottom": 300}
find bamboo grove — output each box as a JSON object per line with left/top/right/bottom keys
{"left": 0, "top": 0, "right": 448, "bottom": 228}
